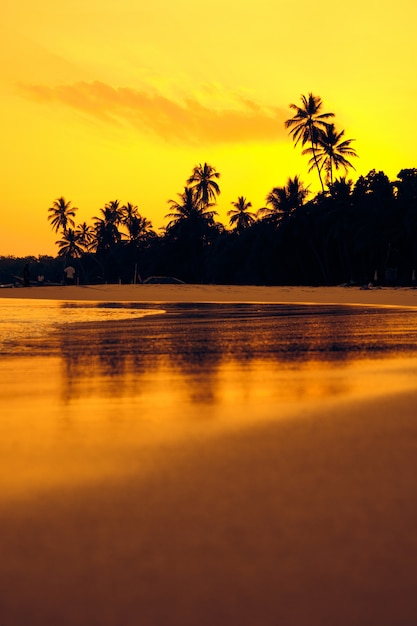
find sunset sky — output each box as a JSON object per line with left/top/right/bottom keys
{"left": 2, "top": 0, "right": 417, "bottom": 257}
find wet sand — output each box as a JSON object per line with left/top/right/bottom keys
{"left": 1, "top": 390, "right": 417, "bottom": 625}
{"left": 2, "top": 282, "right": 417, "bottom": 307}
{"left": 1, "top": 286, "right": 417, "bottom": 624}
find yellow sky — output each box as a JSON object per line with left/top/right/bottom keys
{"left": 1, "top": 0, "right": 417, "bottom": 256}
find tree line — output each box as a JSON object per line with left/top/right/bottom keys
{"left": 2, "top": 93, "right": 417, "bottom": 286}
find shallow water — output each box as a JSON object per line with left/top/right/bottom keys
{"left": 1, "top": 298, "right": 417, "bottom": 500}
{"left": 2, "top": 298, "right": 417, "bottom": 626}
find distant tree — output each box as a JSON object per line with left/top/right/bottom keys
{"left": 164, "top": 186, "right": 221, "bottom": 281}
{"left": 97, "top": 200, "right": 124, "bottom": 227}
{"left": 303, "top": 123, "right": 358, "bottom": 185}
{"left": 55, "top": 228, "right": 84, "bottom": 258}
{"left": 328, "top": 176, "right": 354, "bottom": 202}
{"left": 228, "top": 197, "right": 256, "bottom": 233}
{"left": 187, "top": 163, "right": 221, "bottom": 207}
{"left": 285, "top": 93, "right": 334, "bottom": 191}
{"left": 121, "top": 202, "right": 139, "bottom": 229}
{"left": 93, "top": 200, "right": 123, "bottom": 253}
{"left": 125, "top": 214, "right": 155, "bottom": 244}
{"left": 352, "top": 170, "right": 397, "bottom": 280}
{"left": 119, "top": 202, "right": 153, "bottom": 242}
{"left": 259, "top": 176, "right": 309, "bottom": 225}
{"left": 394, "top": 169, "right": 417, "bottom": 203}
{"left": 165, "top": 186, "right": 217, "bottom": 231}
{"left": 394, "top": 169, "right": 417, "bottom": 280}
{"left": 75, "top": 222, "right": 95, "bottom": 252}
{"left": 48, "top": 197, "right": 77, "bottom": 234}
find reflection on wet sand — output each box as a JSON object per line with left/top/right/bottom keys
{"left": 2, "top": 300, "right": 417, "bottom": 625}
{"left": 3, "top": 301, "right": 417, "bottom": 419}
{"left": 1, "top": 301, "right": 417, "bottom": 499}
{"left": 55, "top": 302, "right": 417, "bottom": 403}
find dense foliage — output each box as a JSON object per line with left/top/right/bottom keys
{"left": 2, "top": 167, "right": 417, "bottom": 287}
{"left": 1, "top": 95, "right": 416, "bottom": 287}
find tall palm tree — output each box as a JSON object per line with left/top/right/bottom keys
{"left": 55, "top": 228, "right": 84, "bottom": 258}
{"left": 285, "top": 93, "right": 334, "bottom": 191}
{"left": 187, "top": 163, "right": 221, "bottom": 207}
{"left": 165, "top": 186, "right": 220, "bottom": 282}
{"left": 228, "top": 197, "right": 256, "bottom": 233}
{"left": 258, "top": 176, "right": 309, "bottom": 225}
{"left": 48, "top": 197, "right": 77, "bottom": 233}
{"left": 303, "top": 124, "right": 358, "bottom": 185}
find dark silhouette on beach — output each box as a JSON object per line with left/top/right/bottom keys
{"left": 23, "top": 263, "right": 30, "bottom": 287}
{"left": 64, "top": 265, "right": 76, "bottom": 285}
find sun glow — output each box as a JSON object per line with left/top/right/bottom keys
{"left": 1, "top": 0, "right": 417, "bottom": 256}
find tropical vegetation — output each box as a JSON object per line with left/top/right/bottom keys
{"left": 1, "top": 95, "right": 417, "bottom": 288}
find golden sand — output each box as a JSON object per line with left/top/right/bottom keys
{"left": 1, "top": 285, "right": 417, "bottom": 625}
{"left": 2, "top": 282, "right": 417, "bottom": 307}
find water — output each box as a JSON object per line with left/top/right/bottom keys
{"left": 1, "top": 298, "right": 417, "bottom": 625}
{"left": 2, "top": 298, "right": 417, "bottom": 500}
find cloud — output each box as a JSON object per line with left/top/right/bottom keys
{"left": 19, "top": 80, "right": 288, "bottom": 145}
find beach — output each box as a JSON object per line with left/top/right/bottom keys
{"left": 1, "top": 285, "right": 417, "bottom": 625}
{"left": 2, "top": 282, "right": 417, "bottom": 306}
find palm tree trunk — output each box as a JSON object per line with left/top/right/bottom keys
{"left": 309, "top": 125, "right": 325, "bottom": 192}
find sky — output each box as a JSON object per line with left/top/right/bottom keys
{"left": 1, "top": 0, "right": 417, "bottom": 257}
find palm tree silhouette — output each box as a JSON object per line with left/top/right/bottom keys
{"left": 125, "top": 214, "right": 154, "bottom": 243}
{"left": 55, "top": 228, "right": 84, "bottom": 258}
{"left": 97, "top": 200, "right": 123, "bottom": 226}
{"left": 187, "top": 163, "right": 221, "bottom": 207}
{"left": 119, "top": 202, "right": 153, "bottom": 242}
{"left": 48, "top": 197, "right": 77, "bottom": 233}
{"left": 121, "top": 202, "right": 139, "bottom": 229}
{"left": 75, "top": 222, "right": 95, "bottom": 252}
{"left": 285, "top": 94, "right": 334, "bottom": 192}
{"left": 228, "top": 197, "right": 256, "bottom": 233}
{"left": 93, "top": 200, "right": 123, "bottom": 253}
{"left": 303, "top": 124, "right": 358, "bottom": 185}
{"left": 165, "top": 187, "right": 217, "bottom": 229}
{"left": 259, "top": 176, "right": 309, "bottom": 225}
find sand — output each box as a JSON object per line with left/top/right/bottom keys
{"left": 1, "top": 284, "right": 417, "bottom": 625}
{"left": 2, "top": 282, "right": 417, "bottom": 307}
{"left": 1, "top": 391, "right": 417, "bottom": 625}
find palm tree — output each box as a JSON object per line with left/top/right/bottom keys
{"left": 166, "top": 186, "right": 217, "bottom": 229}
{"left": 125, "top": 214, "right": 154, "bottom": 243}
{"left": 164, "top": 186, "right": 220, "bottom": 281}
{"left": 75, "top": 222, "right": 95, "bottom": 252}
{"left": 48, "top": 197, "right": 77, "bottom": 233}
{"left": 285, "top": 93, "right": 334, "bottom": 191}
{"left": 121, "top": 202, "right": 139, "bottom": 229}
{"left": 258, "top": 176, "right": 309, "bottom": 225}
{"left": 95, "top": 200, "right": 123, "bottom": 227}
{"left": 228, "top": 197, "right": 256, "bottom": 233}
{"left": 55, "top": 228, "right": 84, "bottom": 258}
{"left": 187, "top": 163, "right": 221, "bottom": 207}
{"left": 303, "top": 124, "right": 358, "bottom": 185}
{"left": 93, "top": 200, "right": 123, "bottom": 253}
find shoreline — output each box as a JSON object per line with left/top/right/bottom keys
{"left": 2, "top": 283, "right": 417, "bottom": 307}
{"left": 1, "top": 283, "right": 417, "bottom": 624}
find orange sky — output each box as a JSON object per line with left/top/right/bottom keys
{"left": 1, "top": 0, "right": 417, "bottom": 256}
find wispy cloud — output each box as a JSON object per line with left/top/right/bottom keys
{"left": 19, "top": 80, "right": 288, "bottom": 145}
